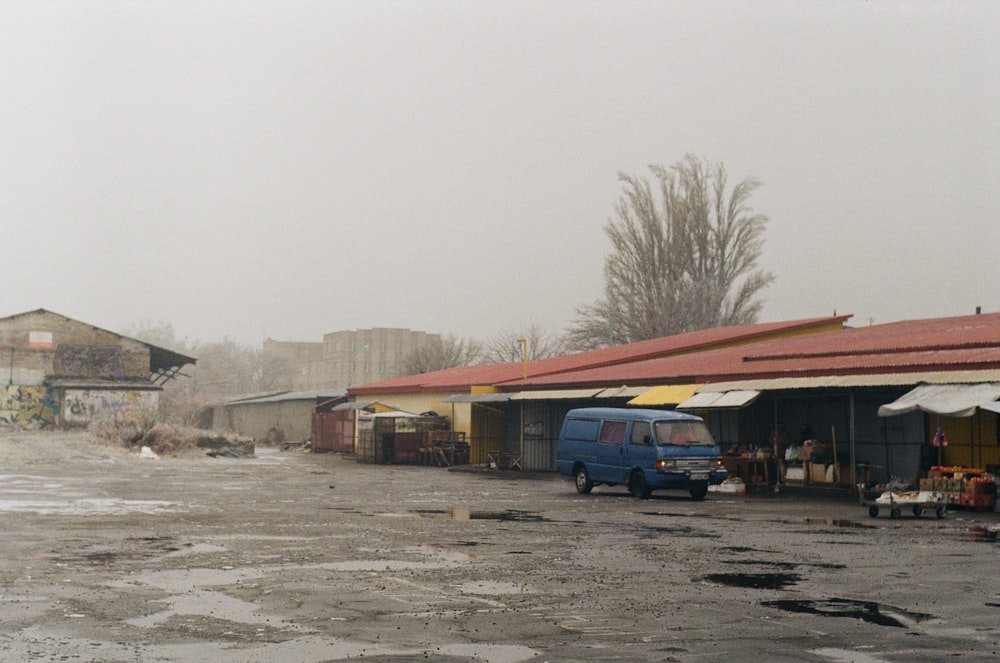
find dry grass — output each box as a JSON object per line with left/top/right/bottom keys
{"left": 90, "top": 415, "right": 252, "bottom": 457}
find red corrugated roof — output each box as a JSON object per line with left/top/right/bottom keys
{"left": 349, "top": 312, "right": 1000, "bottom": 395}
{"left": 504, "top": 312, "right": 1000, "bottom": 388}
{"left": 349, "top": 315, "right": 847, "bottom": 394}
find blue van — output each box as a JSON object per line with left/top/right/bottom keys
{"left": 557, "top": 407, "right": 727, "bottom": 500}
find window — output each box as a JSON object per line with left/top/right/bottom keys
{"left": 599, "top": 420, "right": 627, "bottom": 445}
{"left": 562, "top": 418, "right": 600, "bottom": 442}
{"left": 630, "top": 421, "right": 653, "bottom": 446}
{"left": 655, "top": 421, "right": 715, "bottom": 447}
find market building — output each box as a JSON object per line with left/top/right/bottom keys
{"left": 346, "top": 311, "right": 1000, "bottom": 498}
{"left": 0, "top": 309, "right": 195, "bottom": 427}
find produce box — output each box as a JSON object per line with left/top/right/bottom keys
{"left": 964, "top": 480, "right": 995, "bottom": 495}
{"left": 919, "top": 478, "right": 935, "bottom": 491}
{"left": 960, "top": 493, "right": 997, "bottom": 509}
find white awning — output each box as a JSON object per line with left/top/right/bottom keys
{"left": 677, "top": 390, "right": 760, "bottom": 410}
{"left": 510, "top": 388, "right": 603, "bottom": 400}
{"left": 595, "top": 386, "right": 648, "bottom": 399}
{"left": 442, "top": 393, "right": 513, "bottom": 403}
{"left": 877, "top": 383, "right": 1000, "bottom": 418}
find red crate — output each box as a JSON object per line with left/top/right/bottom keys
{"left": 960, "top": 493, "right": 997, "bottom": 509}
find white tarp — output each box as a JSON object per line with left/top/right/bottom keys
{"left": 877, "top": 383, "right": 1000, "bottom": 418}
{"left": 677, "top": 390, "right": 760, "bottom": 410}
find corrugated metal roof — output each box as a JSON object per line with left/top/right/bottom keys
{"left": 701, "top": 370, "right": 1000, "bottom": 392}
{"left": 350, "top": 315, "right": 849, "bottom": 395}
{"left": 226, "top": 388, "right": 347, "bottom": 405}
{"left": 349, "top": 312, "right": 1000, "bottom": 397}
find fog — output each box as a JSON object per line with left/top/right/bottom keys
{"left": 2, "top": 1, "right": 997, "bottom": 347}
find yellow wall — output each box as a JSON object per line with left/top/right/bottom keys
{"left": 368, "top": 392, "right": 473, "bottom": 439}
{"left": 937, "top": 411, "right": 1000, "bottom": 470}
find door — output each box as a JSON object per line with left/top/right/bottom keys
{"left": 593, "top": 419, "right": 629, "bottom": 483}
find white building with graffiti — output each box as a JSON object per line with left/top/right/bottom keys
{"left": 0, "top": 309, "right": 195, "bottom": 427}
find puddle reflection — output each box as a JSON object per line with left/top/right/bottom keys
{"left": 411, "top": 508, "right": 546, "bottom": 522}
{"left": 702, "top": 572, "right": 800, "bottom": 590}
{"left": 763, "top": 598, "right": 932, "bottom": 628}
{"left": 802, "top": 518, "right": 875, "bottom": 529}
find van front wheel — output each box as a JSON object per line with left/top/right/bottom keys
{"left": 629, "top": 472, "right": 652, "bottom": 499}
{"left": 689, "top": 481, "right": 709, "bottom": 500}
{"left": 574, "top": 467, "right": 593, "bottom": 494}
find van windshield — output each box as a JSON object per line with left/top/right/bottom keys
{"left": 654, "top": 421, "right": 715, "bottom": 447}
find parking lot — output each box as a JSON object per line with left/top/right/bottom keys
{"left": 1, "top": 430, "right": 999, "bottom": 662}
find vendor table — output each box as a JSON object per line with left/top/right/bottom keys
{"left": 722, "top": 456, "right": 773, "bottom": 487}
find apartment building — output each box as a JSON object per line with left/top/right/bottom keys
{"left": 268, "top": 328, "right": 439, "bottom": 390}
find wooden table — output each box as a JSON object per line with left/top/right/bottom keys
{"left": 722, "top": 456, "right": 773, "bottom": 486}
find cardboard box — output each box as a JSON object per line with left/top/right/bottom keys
{"left": 809, "top": 462, "right": 829, "bottom": 483}
{"left": 919, "top": 478, "right": 935, "bottom": 491}
{"left": 785, "top": 466, "right": 804, "bottom": 481}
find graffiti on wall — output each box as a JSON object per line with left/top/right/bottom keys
{"left": 53, "top": 345, "right": 127, "bottom": 380}
{"left": 62, "top": 389, "right": 157, "bottom": 424}
{"left": 0, "top": 385, "right": 58, "bottom": 426}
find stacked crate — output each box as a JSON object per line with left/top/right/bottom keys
{"left": 927, "top": 466, "right": 997, "bottom": 511}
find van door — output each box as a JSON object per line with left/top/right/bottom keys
{"left": 593, "top": 419, "right": 629, "bottom": 483}
{"left": 625, "top": 420, "right": 656, "bottom": 474}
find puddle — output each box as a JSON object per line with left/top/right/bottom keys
{"left": 721, "top": 559, "right": 797, "bottom": 570}
{"left": 640, "top": 525, "right": 717, "bottom": 539}
{"left": 720, "top": 546, "right": 761, "bottom": 553}
{"left": 456, "top": 580, "right": 531, "bottom": 595}
{"left": 411, "top": 508, "right": 546, "bottom": 522}
{"left": 410, "top": 543, "right": 475, "bottom": 562}
{"left": 0, "top": 498, "right": 180, "bottom": 515}
{"left": 803, "top": 518, "right": 875, "bottom": 529}
{"left": 963, "top": 527, "right": 999, "bottom": 543}
{"left": 762, "top": 598, "right": 932, "bottom": 628}
{"left": 701, "top": 572, "right": 800, "bottom": 590}
{"left": 3, "top": 631, "right": 540, "bottom": 663}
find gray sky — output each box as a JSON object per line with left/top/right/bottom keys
{"left": 3, "top": 0, "right": 998, "bottom": 347}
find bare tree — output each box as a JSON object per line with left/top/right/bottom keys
{"left": 258, "top": 343, "right": 299, "bottom": 391}
{"left": 401, "top": 334, "right": 483, "bottom": 375}
{"left": 569, "top": 155, "right": 774, "bottom": 350}
{"left": 482, "top": 324, "right": 569, "bottom": 363}
{"left": 122, "top": 319, "right": 185, "bottom": 351}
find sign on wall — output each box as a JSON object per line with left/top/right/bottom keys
{"left": 28, "top": 331, "right": 53, "bottom": 348}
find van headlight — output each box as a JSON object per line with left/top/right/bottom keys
{"left": 656, "top": 459, "right": 676, "bottom": 471}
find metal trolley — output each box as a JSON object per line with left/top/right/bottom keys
{"left": 861, "top": 489, "right": 947, "bottom": 519}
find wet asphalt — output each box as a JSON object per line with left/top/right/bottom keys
{"left": 1, "top": 431, "right": 999, "bottom": 662}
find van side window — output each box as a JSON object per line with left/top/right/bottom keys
{"left": 630, "top": 421, "right": 652, "bottom": 446}
{"left": 563, "top": 418, "right": 600, "bottom": 442}
{"left": 599, "top": 420, "right": 627, "bottom": 445}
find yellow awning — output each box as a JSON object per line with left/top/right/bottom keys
{"left": 627, "top": 384, "right": 703, "bottom": 406}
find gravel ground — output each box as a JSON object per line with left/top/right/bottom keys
{"left": 1, "top": 429, "right": 999, "bottom": 663}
